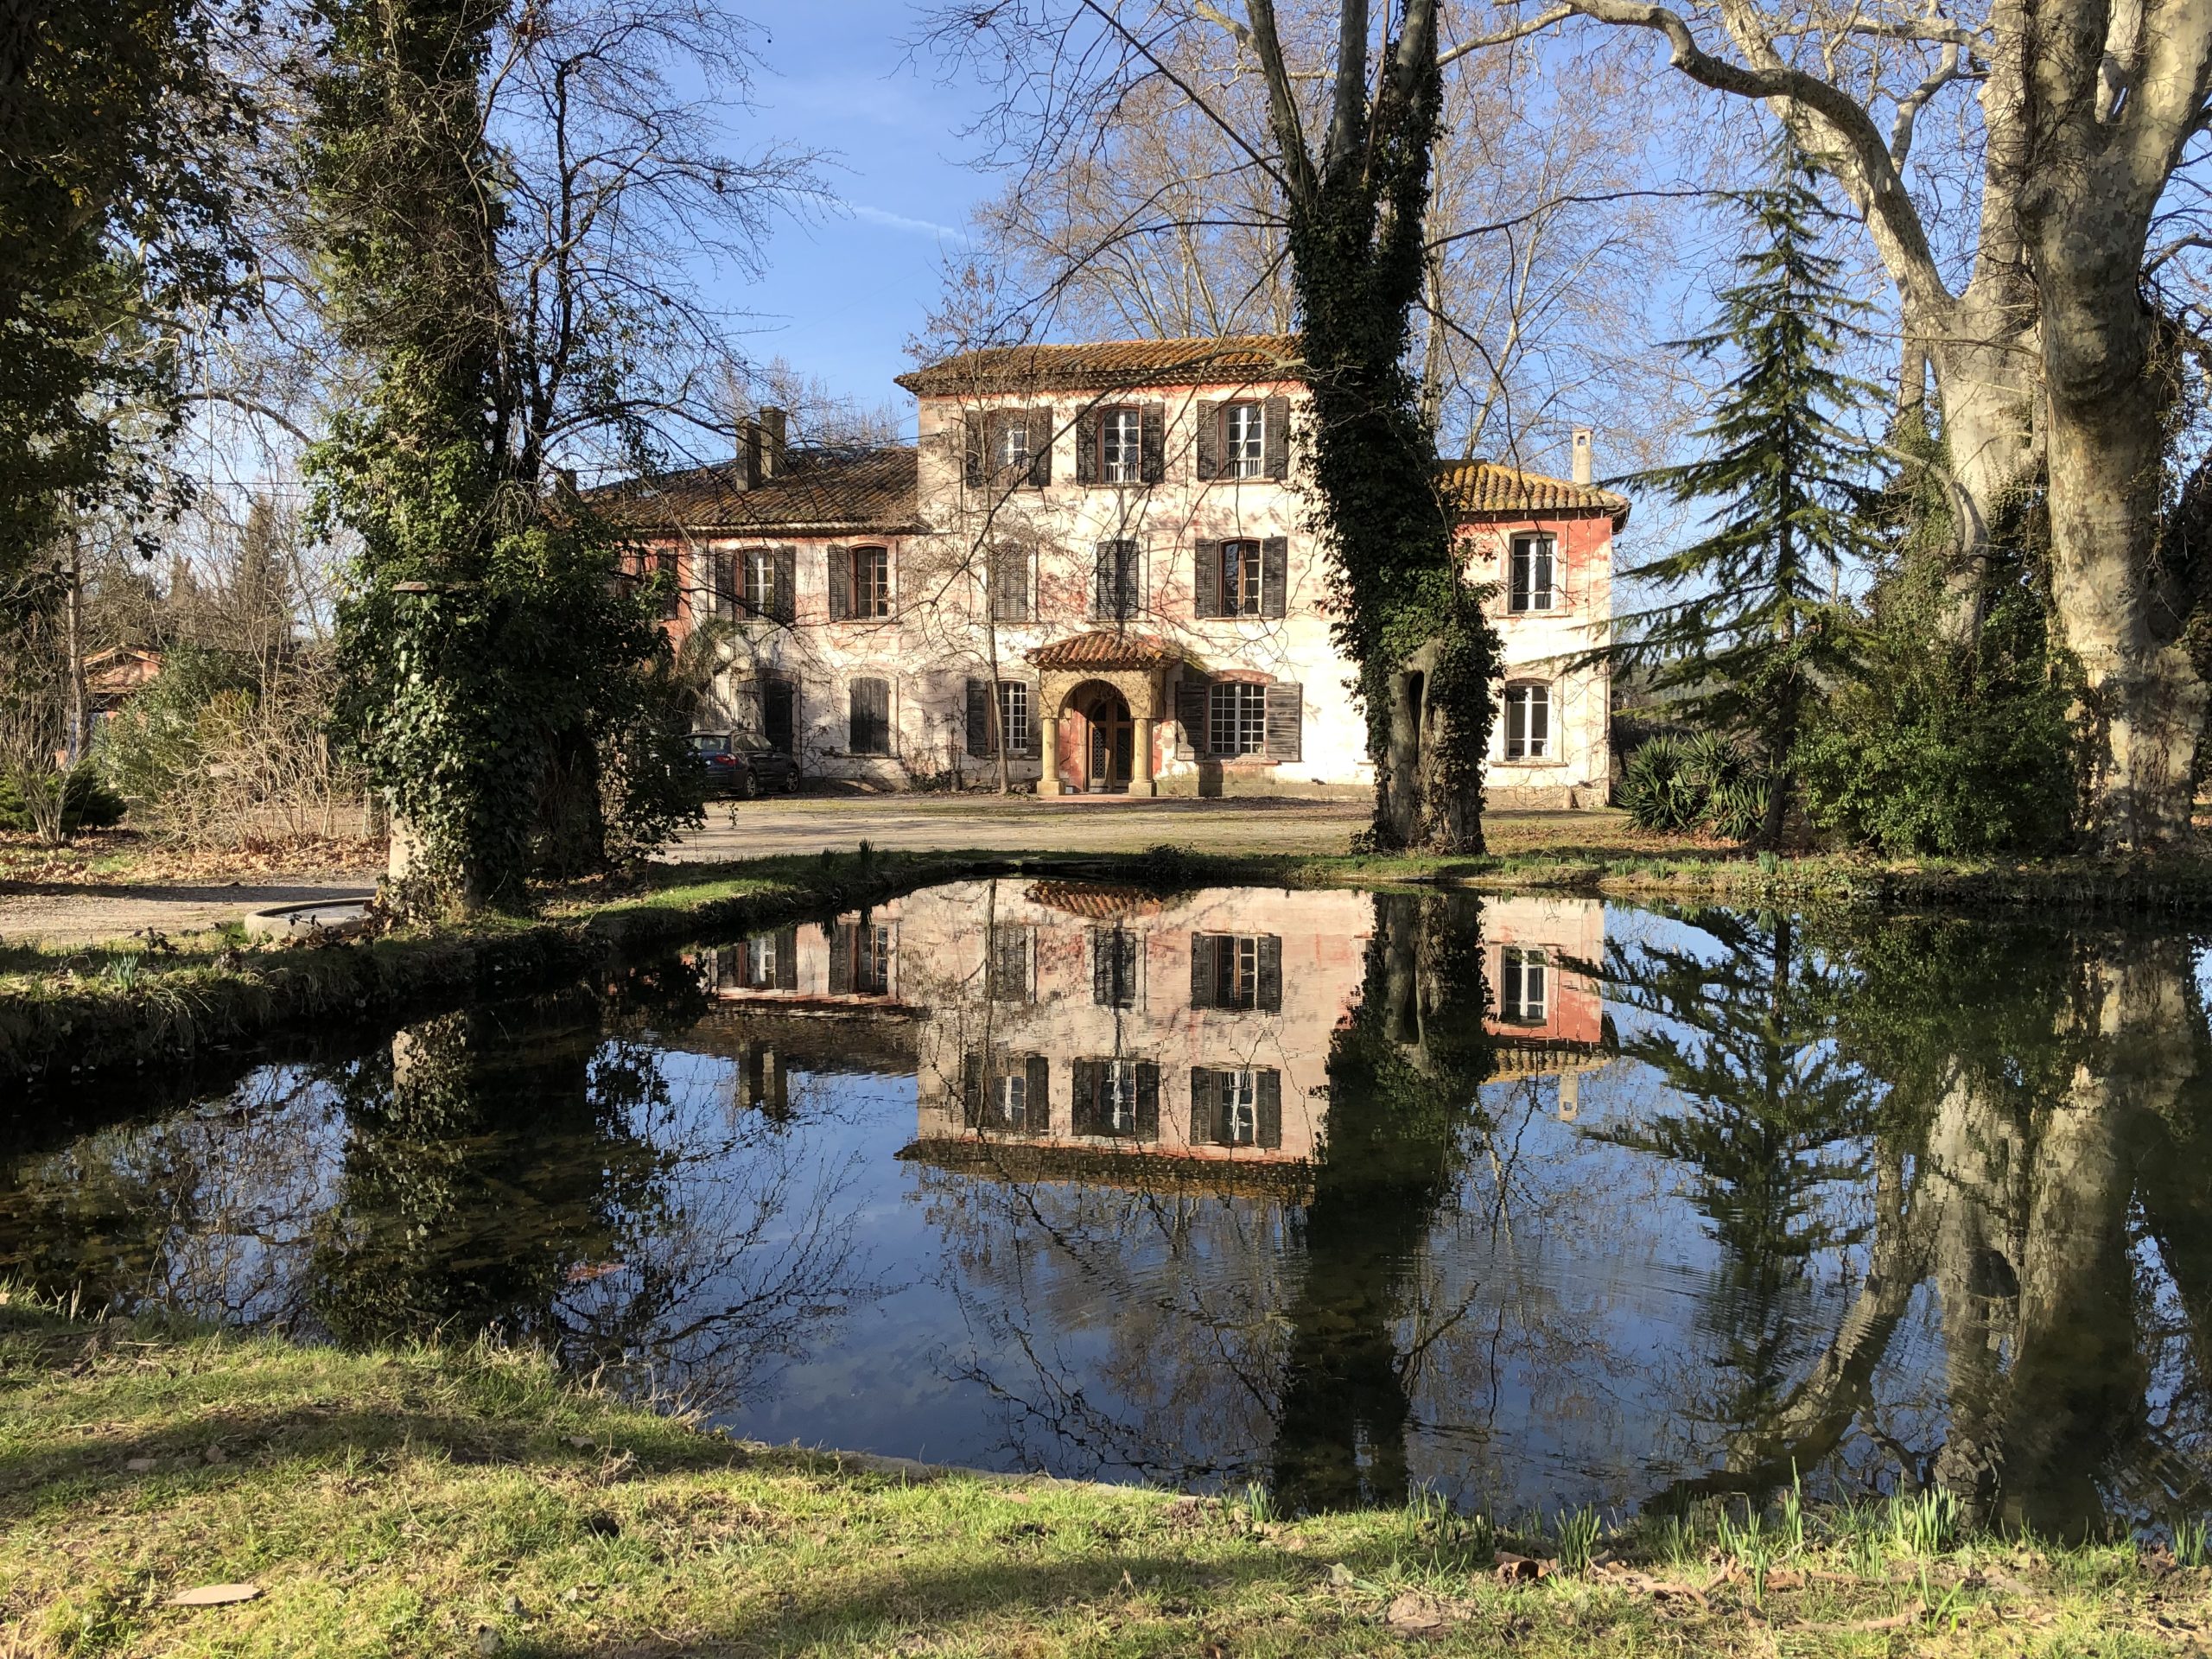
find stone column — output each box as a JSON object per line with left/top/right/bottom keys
{"left": 1038, "top": 714, "right": 1061, "bottom": 796}
{"left": 1132, "top": 715, "right": 1156, "bottom": 797}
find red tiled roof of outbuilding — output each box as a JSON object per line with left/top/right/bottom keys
{"left": 1437, "top": 458, "right": 1630, "bottom": 528}
{"left": 1027, "top": 630, "right": 1187, "bottom": 671}
{"left": 897, "top": 335, "right": 1303, "bottom": 397}
{"left": 591, "top": 446, "right": 920, "bottom": 536}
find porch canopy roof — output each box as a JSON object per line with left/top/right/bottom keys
{"left": 1026, "top": 630, "right": 1185, "bottom": 673}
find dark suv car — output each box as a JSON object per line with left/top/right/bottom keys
{"left": 690, "top": 733, "right": 801, "bottom": 798}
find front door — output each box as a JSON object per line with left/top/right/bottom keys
{"left": 1084, "top": 690, "right": 1133, "bottom": 792}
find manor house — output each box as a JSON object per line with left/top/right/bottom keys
{"left": 603, "top": 336, "right": 1624, "bottom": 804}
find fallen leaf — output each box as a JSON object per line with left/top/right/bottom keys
{"left": 168, "top": 1583, "right": 262, "bottom": 1608}
{"left": 1327, "top": 1561, "right": 1356, "bottom": 1586}
{"left": 124, "top": 1457, "right": 156, "bottom": 1472}
{"left": 1495, "top": 1551, "right": 1556, "bottom": 1583}
{"left": 564, "top": 1435, "right": 595, "bottom": 1451}
{"left": 1384, "top": 1592, "right": 1458, "bottom": 1636}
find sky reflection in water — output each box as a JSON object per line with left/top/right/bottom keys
{"left": 5, "top": 880, "right": 2209, "bottom": 1537}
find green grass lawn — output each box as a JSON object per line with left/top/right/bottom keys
{"left": 0, "top": 1299, "right": 2200, "bottom": 1657}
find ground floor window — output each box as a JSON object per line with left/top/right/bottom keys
{"left": 1074, "top": 1057, "right": 1158, "bottom": 1140}
{"left": 849, "top": 677, "right": 892, "bottom": 755}
{"left": 1191, "top": 1065, "right": 1282, "bottom": 1148}
{"left": 761, "top": 678, "right": 795, "bottom": 754}
{"left": 968, "top": 678, "right": 1033, "bottom": 758}
{"left": 1503, "top": 683, "right": 1551, "bottom": 760}
{"left": 965, "top": 1052, "right": 1050, "bottom": 1135}
{"left": 1499, "top": 945, "right": 1548, "bottom": 1023}
{"left": 1208, "top": 682, "right": 1267, "bottom": 757}
{"left": 828, "top": 919, "right": 892, "bottom": 995}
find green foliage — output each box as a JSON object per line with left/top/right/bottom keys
{"left": 1796, "top": 415, "right": 2079, "bottom": 856}
{"left": 0, "top": 766, "right": 126, "bottom": 835}
{"left": 1618, "top": 733, "right": 1772, "bottom": 842}
{"left": 0, "top": 0, "right": 252, "bottom": 570}
{"left": 94, "top": 643, "right": 258, "bottom": 806}
{"left": 1617, "top": 136, "right": 1880, "bottom": 842}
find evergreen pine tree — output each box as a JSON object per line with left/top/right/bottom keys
{"left": 1619, "top": 137, "right": 1883, "bottom": 846}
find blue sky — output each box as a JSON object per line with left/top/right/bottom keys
{"left": 730, "top": 3, "right": 987, "bottom": 422}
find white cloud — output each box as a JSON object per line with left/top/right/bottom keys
{"left": 849, "top": 202, "right": 969, "bottom": 243}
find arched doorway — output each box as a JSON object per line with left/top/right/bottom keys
{"left": 1074, "top": 683, "right": 1134, "bottom": 793}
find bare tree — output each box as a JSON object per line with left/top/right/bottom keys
{"left": 0, "top": 597, "right": 73, "bottom": 845}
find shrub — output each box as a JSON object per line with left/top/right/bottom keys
{"left": 1619, "top": 732, "right": 1772, "bottom": 842}
{"left": 0, "top": 764, "right": 126, "bottom": 835}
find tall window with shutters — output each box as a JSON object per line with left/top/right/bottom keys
{"left": 964, "top": 1051, "right": 1051, "bottom": 1135}
{"left": 649, "top": 549, "right": 681, "bottom": 620}
{"left": 1189, "top": 1065, "right": 1282, "bottom": 1149}
{"left": 1192, "top": 537, "right": 1287, "bottom": 619}
{"left": 1208, "top": 683, "right": 1266, "bottom": 756}
{"left": 850, "top": 546, "right": 890, "bottom": 618}
{"left": 1197, "top": 395, "right": 1292, "bottom": 482}
{"left": 1218, "top": 541, "right": 1262, "bottom": 615}
{"left": 1509, "top": 533, "right": 1556, "bottom": 613}
{"left": 1092, "top": 540, "right": 1141, "bottom": 622}
{"left": 1100, "top": 407, "right": 1143, "bottom": 482}
{"left": 1073, "top": 1057, "right": 1159, "bottom": 1140}
{"left": 827, "top": 919, "right": 893, "bottom": 996}
{"left": 739, "top": 547, "right": 792, "bottom": 621}
{"left": 987, "top": 923, "right": 1033, "bottom": 1002}
{"left": 1503, "top": 683, "right": 1551, "bottom": 760}
{"left": 966, "top": 679, "right": 1033, "bottom": 759}
{"left": 1224, "top": 402, "right": 1265, "bottom": 478}
{"left": 1189, "top": 931, "right": 1281, "bottom": 1012}
{"left": 849, "top": 677, "right": 893, "bottom": 756}
{"left": 988, "top": 543, "right": 1029, "bottom": 622}
{"left": 1090, "top": 925, "right": 1140, "bottom": 1007}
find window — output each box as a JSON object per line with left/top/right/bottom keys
{"left": 850, "top": 546, "right": 890, "bottom": 619}
{"left": 995, "top": 417, "right": 1032, "bottom": 475}
{"left": 849, "top": 677, "right": 892, "bottom": 755}
{"left": 989, "top": 544, "right": 1029, "bottom": 622}
{"left": 1503, "top": 683, "right": 1550, "bottom": 760}
{"left": 988, "top": 923, "right": 1033, "bottom": 1001}
{"left": 1208, "top": 682, "right": 1267, "bottom": 757}
{"left": 1093, "top": 539, "right": 1140, "bottom": 621}
{"left": 1190, "top": 932, "right": 1281, "bottom": 1012}
{"left": 992, "top": 1071, "right": 1030, "bottom": 1130}
{"left": 1510, "top": 533, "right": 1556, "bottom": 613}
{"left": 1224, "top": 402, "right": 1265, "bottom": 478}
{"left": 965, "top": 1052, "right": 1048, "bottom": 1133}
{"left": 828, "top": 918, "right": 892, "bottom": 995}
{"left": 1091, "top": 926, "right": 1140, "bottom": 1007}
{"left": 761, "top": 679, "right": 794, "bottom": 755}
{"left": 741, "top": 548, "right": 776, "bottom": 617}
{"left": 1499, "top": 946, "right": 1549, "bottom": 1024}
{"left": 967, "top": 679, "right": 1033, "bottom": 758}
{"left": 997, "top": 681, "right": 1031, "bottom": 757}
{"left": 745, "top": 932, "right": 779, "bottom": 987}
{"left": 1221, "top": 1070, "right": 1260, "bottom": 1145}
{"left": 651, "top": 550, "right": 681, "bottom": 620}
{"left": 1101, "top": 406, "right": 1143, "bottom": 483}
{"left": 1191, "top": 1065, "right": 1282, "bottom": 1148}
{"left": 1074, "top": 1057, "right": 1157, "bottom": 1140}
{"left": 1217, "top": 540, "right": 1262, "bottom": 616}
{"left": 712, "top": 926, "right": 796, "bottom": 992}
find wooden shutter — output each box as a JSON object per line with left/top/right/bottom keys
{"left": 827, "top": 545, "right": 851, "bottom": 620}
{"left": 1071, "top": 1058, "right": 1099, "bottom": 1135}
{"left": 1262, "top": 537, "right": 1288, "bottom": 619}
{"left": 1264, "top": 683, "right": 1302, "bottom": 763}
{"left": 1027, "top": 407, "right": 1052, "bottom": 486}
{"left": 1090, "top": 930, "right": 1114, "bottom": 1004}
{"left": 1176, "top": 677, "right": 1209, "bottom": 760}
{"left": 1263, "top": 395, "right": 1291, "bottom": 479}
{"left": 961, "top": 1049, "right": 983, "bottom": 1126}
{"left": 1018, "top": 683, "right": 1040, "bottom": 758}
{"left": 1255, "top": 934, "right": 1281, "bottom": 1012}
{"left": 1189, "top": 1067, "right": 1217, "bottom": 1144}
{"left": 1075, "top": 409, "right": 1098, "bottom": 485}
{"left": 1256, "top": 1069, "right": 1282, "bottom": 1149}
{"left": 1025, "top": 1053, "right": 1051, "bottom": 1130}
{"left": 828, "top": 922, "right": 855, "bottom": 995}
{"left": 773, "top": 545, "right": 796, "bottom": 623}
{"left": 966, "top": 678, "right": 992, "bottom": 758}
{"left": 713, "top": 550, "right": 736, "bottom": 619}
{"left": 1192, "top": 539, "right": 1217, "bottom": 619}
{"left": 963, "top": 413, "right": 986, "bottom": 487}
{"left": 1140, "top": 403, "right": 1166, "bottom": 482}
{"left": 773, "top": 926, "right": 798, "bottom": 990}
{"left": 1135, "top": 1060, "right": 1160, "bottom": 1141}
{"left": 1194, "top": 401, "right": 1220, "bottom": 480}
{"left": 1093, "top": 543, "right": 1121, "bottom": 620}
{"left": 1190, "top": 932, "right": 1217, "bottom": 1009}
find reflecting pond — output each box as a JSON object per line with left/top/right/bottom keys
{"left": 7, "top": 880, "right": 2212, "bottom": 1536}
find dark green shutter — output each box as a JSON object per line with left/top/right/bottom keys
{"left": 1192, "top": 540, "right": 1217, "bottom": 619}
{"left": 773, "top": 545, "right": 797, "bottom": 623}
{"left": 1135, "top": 1061, "right": 1160, "bottom": 1141}
{"left": 1264, "top": 683, "right": 1302, "bottom": 763}
{"left": 1256, "top": 1069, "right": 1282, "bottom": 1148}
{"left": 1176, "top": 677, "right": 1208, "bottom": 760}
{"left": 1190, "top": 932, "right": 1217, "bottom": 1009}
{"left": 1256, "top": 934, "right": 1281, "bottom": 1012}
{"left": 1194, "top": 402, "right": 1219, "bottom": 480}
{"left": 827, "top": 546, "right": 851, "bottom": 620}
{"left": 828, "top": 922, "right": 854, "bottom": 994}
{"left": 1071, "top": 1058, "right": 1098, "bottom": 1135}
{"left": 774, "top": 926, "right": 798, "bottom": 990}
{"left": 1025, "top": 1053, "right": 1051, "bottom": 1131}
{"left": 1189, "top": 1067, "right": 1217, "bottom": 1145}
{"left": 1262, "top": 537, "right": 1287, "bottom": 618}
{"left": 963, "top": 414, "right": 986, "bottom": 486}
{"left": 1028, "top": 406, "right": 1052, "bottom": 486}
{"left": 967, "top": 678, "right": 992, "bottom": 758}
{"left": 1140, "top": 403, "right": 1166, "bottom": 483}
{"left": 1075, "top": 410, "right": 1098, "bottom": 485}
{"left": 1263, "top": 396, "right": 1290, "bottom": 479}
{"left": 962, "top": 1049, "right": 983, "bottom": 1126}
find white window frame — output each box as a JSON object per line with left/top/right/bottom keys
{"left": 1503, "top": 683, "right": 1551, "bottom": 760}
{"left": 1222, "top": 1069, "right": 1259, "bottom": 1145}
{"left": 1219, "top": 539, "right": 1262, "bottom": 616}
{"left": 745, "top": 934, "right": 778, "bottom": 986}
{"left": 1224, "top": 402, "right": 1265, "bottom": 478}
{"left": 741, "top": 548, "right": 776, "bottom": 616}
{"left": 1510, "top": 533, "right": 1556, "bottom": 613}
{"left": 996, "top": 681, "right": 1032, "bottom": 758}
{"left": 1101, "top": 407, "right": 1143, "bottom": 483}
{"left": 1101, "top": 1060, "right": 1140, "bottom": 1135}
{"left": 851, "top": 545, "right": 891, "bottom": 619}
{"left": 1208, "top": 682, "right": 1267, "bottom": 758}
{"left": 1500, "top": 946, "right": 1549, "bottom": 1024}
{"left": 995, "top": 418, "right": 1031, "bottom": 475}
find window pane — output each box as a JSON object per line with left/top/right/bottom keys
{"left": 1226, "top": 403, "right": 1264, "bottom": 478}
{"left": 1529, "top": 686, "right": 1549, "bottom": 755}
{"left": 996, "top": 681, "right": 1030, "bottom": 755}
{"left": 1219, "top": 541, "right": 1261, "bottom": 616}
{"left": 1103, "top": 409, "right": 1141, "bottom": 482}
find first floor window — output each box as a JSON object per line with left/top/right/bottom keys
{"left": 1101, "top": 406, "right": 1142, "bottom": 482}
{"left": 849, "top": 677, "right": 892, "bottom": 755}
{"left": 850, "top": 545, "right": 891, "bottom": 618}
{"left": 1499, "top": 946, "right": 1548, "bottom": 1024}
{"left": 1093, "top": 539, "right": 1140, "bottom": 621}
{"left": 1503, "top": 683, "right": 1550, "bottom": 760}
{"left": 1224, "top": 402, "right": 1265, "bottom": 478}
{"left": 1092, "top": 925, "right": 1140, "bottom": 1007}
{"left": 1217, "top": 540, "right": 1262, "bottom": 615}
{"left": 1510, "top": 533, "right": 1556, "bottom": 613}
{"left": 742, "top": 548, "right": 776, "bottom": 617}
{"left": 988, "top": 923, "right": 1033, "bottom": 1001}
{"left": 1190, "top": 931, "right": 1281, "bottom": 1011}
{"left": 989, "top": 544, "right": 1029, "bottom": 622}
{"left": 651, "top": 550, "right": 681, "bottom": 620}
{"left": 1208, "top": 682, "right": 1267, "bottom": 757}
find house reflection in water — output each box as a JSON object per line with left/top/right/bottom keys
{"left": 692, "top": 880, "right": 1611, "bottom": 1182}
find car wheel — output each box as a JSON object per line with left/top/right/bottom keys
{"left": 783, "top": 768, "right": 801, "bottom": 793}
{"left": 742, "top": 771, "right": 761, "bottom": 799}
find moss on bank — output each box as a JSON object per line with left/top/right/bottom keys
{"left": 15, "top": 839, "right": 2212, "bottom": 1088}
{"left": 0, "top": 1298, "right": 2196, "bottom": 1658}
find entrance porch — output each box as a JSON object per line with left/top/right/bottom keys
{"left": 1028, "top": 631, "right": 1186, "bottom": 799}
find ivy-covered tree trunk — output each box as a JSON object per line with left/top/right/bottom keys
{"left": 1243, "top": 1, "right": 1500, "bottom": 854}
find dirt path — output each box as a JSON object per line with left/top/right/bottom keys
{"left": 0, "top": 878, "right": 378, "bottom": 952}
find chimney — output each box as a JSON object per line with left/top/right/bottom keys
{"left": 758, "top": 405, "right": 787, "bottom": 480}
{"left": 738, "top": 417, "right": 760, "bottom": 490}
{"left": 1570, "top": 426, "right": 1594, "bottom": 486}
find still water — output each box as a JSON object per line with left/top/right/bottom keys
{"left": 8, "top": 880, "right": 2211, "bottom": 1536}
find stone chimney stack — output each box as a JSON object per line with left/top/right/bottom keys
{"left": 1571, "top": 426, "right": 1594, "bottom": 486}
{"left": 737, "top": 417, "right": 760, "bottom": 490}
{"left": 758, "top": 405, "right": 788, "bottom": 480}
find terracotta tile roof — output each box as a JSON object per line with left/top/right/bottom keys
{"left": 898, "top": 1137, "right": 1316, "bottom": 1202}
{"left": 1023, "top": 881, "right": 1160, "bottom": 919}
{"left": 897, "top": 334, "right": 1304, "bottom": 397}
{"left": 1438, "top": 459, "right": 1630, "bottom": 528}
{"left": 591, "top": 446, "right": 920, "bottom": 536}
{"left": 1027, "top": 630, "right": 1186, "bottom": 671}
